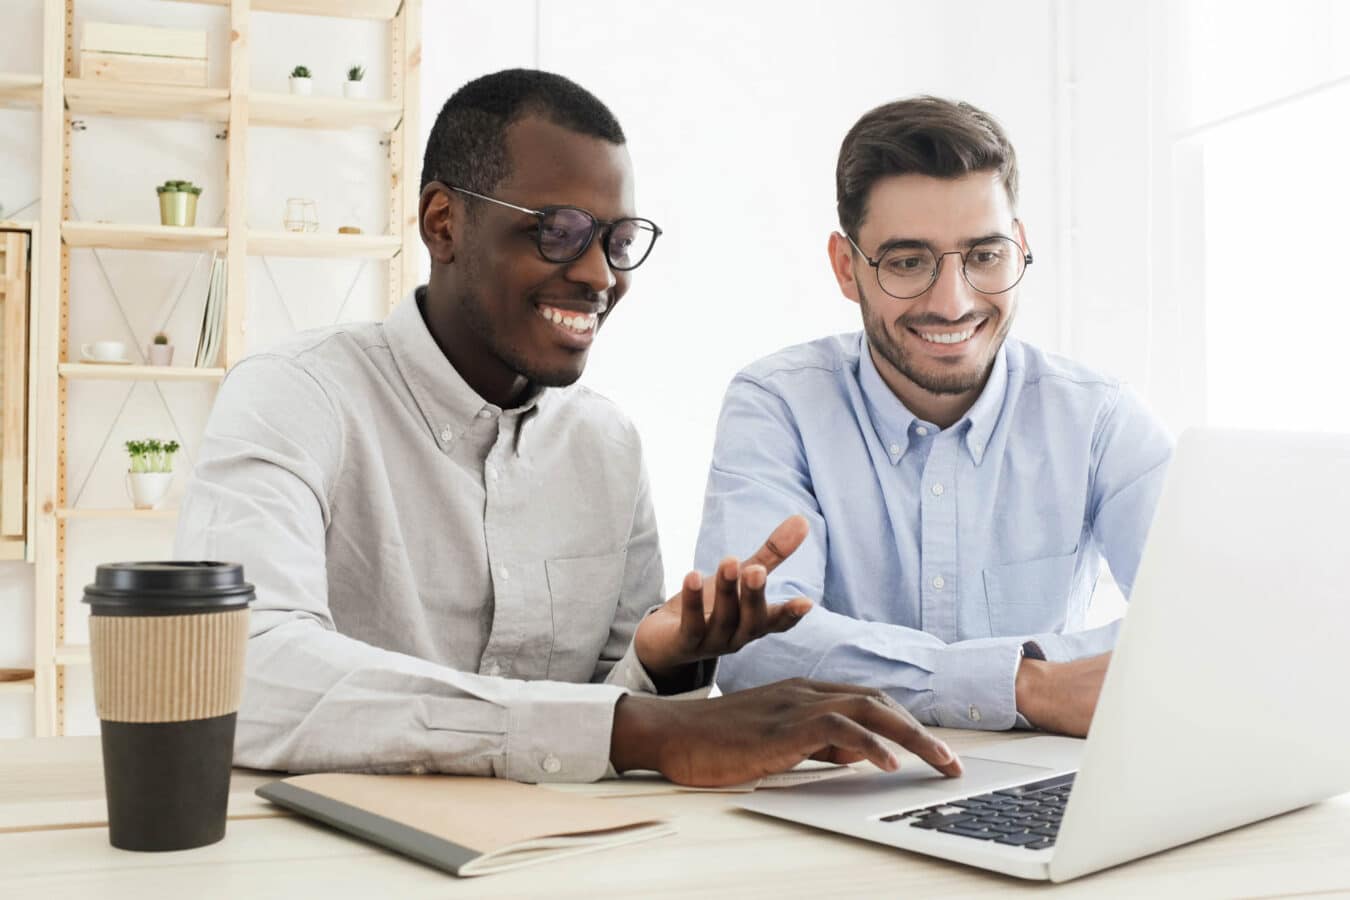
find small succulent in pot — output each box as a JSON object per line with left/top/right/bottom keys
{"left": 157, "top": 180, "right": 202, "bottom": 227}
{"left": 344, "top": 64, "right": 367, "bottom": 99}
{"left": 148, "top": 331, "right": 173, "bottom": 366}
{"left": 289, "top": 64, "right": 313, "bottom": 95}
{"left": 125, "top": 438, "right": 181, "bottom": 509}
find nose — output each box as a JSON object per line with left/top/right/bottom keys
{"left": 563, "top": 232, "right": 617, "bottom": 295}
{"left": 921, "top": 251, "right": 977, "bottom": 321}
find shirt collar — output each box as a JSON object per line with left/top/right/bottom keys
{"left": 385, "top": 288, "right": 544, "bottom": 455}
{"left": 856, "top": 331, "right": 1009, "bottom": 466}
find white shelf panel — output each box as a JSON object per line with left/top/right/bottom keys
{"left": 55, "top": 645, "right": 91, "bottom": 667}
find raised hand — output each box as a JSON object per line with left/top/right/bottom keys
{"left": 634, "top": 515, "right": 815, "bottom": 685}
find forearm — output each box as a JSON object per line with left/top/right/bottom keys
{"left": 239, "top": 612, "right": 625, "bottom": 782}
{"left": 718, "top": 605, "right": 1026, "bottom": 730}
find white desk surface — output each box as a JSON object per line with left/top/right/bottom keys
{"left": 2, "top": 729, "right": 1348, "bottom": 898}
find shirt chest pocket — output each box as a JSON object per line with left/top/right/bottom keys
{"left": 983, "top": 550, "right": 1078, "bottom": 637}
{"left": 544, "top": 550, "right": 627, "bottom": 681}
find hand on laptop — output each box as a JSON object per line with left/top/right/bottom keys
{"left": 1015, "top": 652, "right": 1112, "bottom": 737}
{"left": 634, "top": 515, "right": 814, "bottom": 688}
{"left": 609, "top": 678, "right": 963, "bottom": 786}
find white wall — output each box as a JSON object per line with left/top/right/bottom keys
{"left": 423, "top": 0, "right": 1065, "bottom": 592}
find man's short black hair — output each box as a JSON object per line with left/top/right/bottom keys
{"left": 420, "top": 68, "right": 626, "bottom": 195}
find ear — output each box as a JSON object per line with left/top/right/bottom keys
{"left": 1014, "top": 218, "right": 1031, "bottom": 256}
{"left": 827, "top": 231, "right": 862, "bottom": 305}
{"left": 419, "top": 181, "right": 457, "bottom": 266}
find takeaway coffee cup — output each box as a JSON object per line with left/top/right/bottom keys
{"left": 83, "top": 561, "right": 253, "bottom": 852}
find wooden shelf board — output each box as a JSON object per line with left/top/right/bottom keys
{"left": 250, "top": 91, "right": 402, "bottom": 131}
{"left": 65, "top": 78, "right": 229, "bottom": 123}
{"left": 0, "top": 73, "right": 42, "bottom": 110}
{"left": 59, "top": 363, "right": 227, "bottom": 382}
{"left": 248, "top": 230, "right": 401, "bottom": 259}
{"left": 56, "top": 508, "right": 179, "bottom": 520}
{"left": 0, "top": 678, "right": 35, "bottom": 696}
{"left": 63, "top": 221, "right": 227, "bottom": 253}
{"left": 55, "top": 645, "right": 91, "bottom": 667}
{"left": 166, "top": 0, "right": 402, "bottom": 20}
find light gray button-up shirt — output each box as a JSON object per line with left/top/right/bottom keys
{"left": 175, "top": 289, "right": 698, "bottom": 782}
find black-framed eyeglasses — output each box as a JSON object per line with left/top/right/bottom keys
{"left": 846, "top": 231, "right": 1033, "bottom": 300}
{"left": 448, "top": 185, "right": 662, "bottom": 272}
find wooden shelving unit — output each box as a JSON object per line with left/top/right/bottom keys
{"left": 55, "top": 508, "right": 178, "bottom": 520}
{"left": 27, "top": 0, "right": 423, "bottom": 736}
{"left": 0, "top": 74, "right": 43, "bottom": 110}
{"left": 58, "top": 363, "right": 226, "bottom": 382}
{"left": 63, "top": 221, "right": 228, "bottom": 252}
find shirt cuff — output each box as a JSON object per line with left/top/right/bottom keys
{"left": 500, "top": 682, "right": 628, "bottom": 783}
{"left": 928, "top": 641, "right": 1022, "bottom": 730}
{"left": 604, "top": 617, "right": 719, "bottom": 698}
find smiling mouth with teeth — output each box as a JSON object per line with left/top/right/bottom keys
{"left": 537, "top": 304, "right": 598, "bottom": 335}
{"left": 914, "top": 322, "right": 981, "bottom": 345}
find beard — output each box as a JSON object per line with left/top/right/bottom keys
{"left": 858, "top": 280, "right": 1013, "bottom": 396}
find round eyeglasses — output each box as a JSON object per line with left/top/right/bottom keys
{"left": 449, "top": 185, "right": 662, "bottom": 272}
{"left": 846, "top": 233, "right": 1033, "bottom": 300}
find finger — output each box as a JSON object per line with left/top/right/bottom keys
{"left": 677, "top": 570, "right": 706, "bottom": 648}
{"left": 758, "top": 597, "right": 814, "bottom": 635}
{"left": 828, "top": 693, "right": 962, "bottom": 777}
{"left": 703, "top": 557, "right": 741, "bottom": 647}
{"left": 730, "top": 564, "right": 769, "bottom": 647}
{"left": 743, "top": 515, "right": 809, "bottom": 575}
{"left": 803, "top": 713, "right": 902, "bottom": 773}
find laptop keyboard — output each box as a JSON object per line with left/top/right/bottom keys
{"left": 880, "top": 772, "right": 1075, "bottom": 850}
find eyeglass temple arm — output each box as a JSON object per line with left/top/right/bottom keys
{"left": 446, "top": 185, "right": 543, "bottom": 218}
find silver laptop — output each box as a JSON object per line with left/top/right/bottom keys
{"left": 739, "top": 427, "right": 1350, "bottom": 881}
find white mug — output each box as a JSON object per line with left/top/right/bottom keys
{"left": 82, "top": 340, "right": 126, "bottom": 362}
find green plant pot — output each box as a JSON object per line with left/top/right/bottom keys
{"left": 159, "top": 191, "right": 199, "bottom": 227}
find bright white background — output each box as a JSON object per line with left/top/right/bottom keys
{"left": 1, "top": 0, "right": 1345, "bottom": 736}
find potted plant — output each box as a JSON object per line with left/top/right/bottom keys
{"left": 125, "top": 439, "right": 180, "bottom": 510}
{"left": 156, "top": 180, "right": 202, "bottom": 227}
{"left": 147, "top": 331, "right": 173, "bottom": 366}
{"left": 344, "top": 64, "right": 366, "bottom": 99}
{"left": 289, "top": 65, "right": 313, "bottom": 96}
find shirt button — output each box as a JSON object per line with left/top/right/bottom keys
{"left": 541, "top": 755, "right": 562, "bottom": 774}
{"left": 888, "top": 443, "right": 901, "bottom": 456}
{"left": 478, "top": 409, "right": 493, "bottom": 419}
{"left": 932, "top": 575, "right": 945, "bottom": 590}
{"left": 487, "top": 465, "right": 499, "bottom": 481}
{"left": 498, "top": 566, "right": 510, "bottom": 581}
{"left": 931, "top": 482, "right": 944, "bottom": 496}
{"left": 439, "top": 426, "right": 453, "bottom": 443}
{"left": 969, "top": 705, "right": 982, "bottom": 723}
{"left": 486, "top": 662, "right": 501, "bottom": 677}
{"left": 915, "top": 426, "right": 928, "bottom": 436}
{"left": 409, "top": 764, "right": 427, "bottom": 775}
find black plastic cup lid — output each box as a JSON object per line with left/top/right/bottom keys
{"left": 83, "top": 562, "right": 254, "bottom": 615}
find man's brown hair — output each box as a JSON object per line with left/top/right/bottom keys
{"left": 836, "top": 96, "right": 1018, "bottom": 239}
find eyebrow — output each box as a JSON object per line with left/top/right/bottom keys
{"left": 874, "top": 232, "right": 1013, "bottom": 254}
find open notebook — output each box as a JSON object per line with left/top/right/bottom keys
{"left": 256, "top": 773, "right": 674, "bottom": 877}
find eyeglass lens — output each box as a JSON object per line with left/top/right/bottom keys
{"left": 538, "top": 208, "right": 658, "bottom": 271}
{"left": 876, "top": 236, "right": 1026, "bottom": 298}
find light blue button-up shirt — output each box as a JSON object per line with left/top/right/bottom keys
{"left": 695, "top": 332, "right": 1172, "bottom": 730}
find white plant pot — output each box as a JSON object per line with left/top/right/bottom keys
{"left": 289, "top": 76, "right": 313, "bottom": 96}
{"left": 343, "top": 80, "right": 366, "bottom": 100}
{"left": 147, "top": 344, "right": 174, "bottom": 366}
{"left": 126, "top": 472, "right": 173, "bottom": 510}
